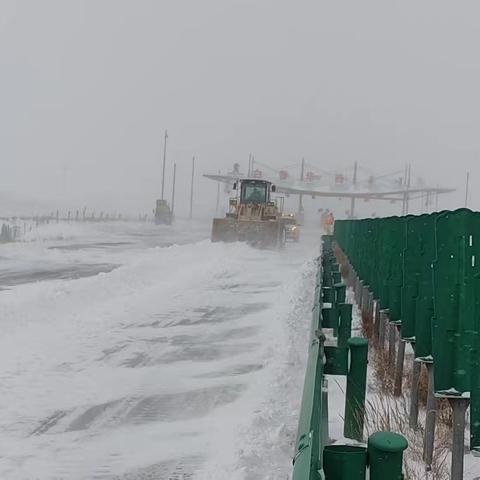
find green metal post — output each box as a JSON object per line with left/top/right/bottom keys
{"left": 344, "top": 337, "right": 369, "bottom": 441}
{"left": 337, "top": 303, "right": 353, "bottom": 347}
{"left": 367, "top": 431, "right": 408, "bottom": 480}
{"left": 323, "top": 445, "right": 367, "bottom": 480}
{"left": 324, "top": 345, "right": 348, "bottom": 375}
{"left": 322, "top": 287, "right": 336, "bottom": 304}
{"left": 335, "top": 284, "right": 347, "bottom": 304}
{"left": 321, "top": 307, "right": 339, "bottom": 334}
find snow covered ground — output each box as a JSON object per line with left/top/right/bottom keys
{"left": 0, "top": 221, "right": 318, "bottom": 479}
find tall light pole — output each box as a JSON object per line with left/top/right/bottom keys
{"left": 402, "top": 164, "right": 408, "bottom": 215}
{"left": 216, "top": 169, "right": 221, "bottom": 215}
{"left": 189, "top": 156, "right": 195, "bottom": 219}
{"left": 161, "top": 130, "right": 168, "bottom": 200}
{"left": 465, "top": 171, "right": 470, "bottom": 208}
{"left": 349, "top": 161, "right": 358, "bottom": 218}
{"left": 402, "top": 164, "right": 412, "bottom": 215}
{"left": 299, "top": 157, "right": 305, "bottom": 218}
{"left": 171, "top": 163, "right": 177, "bottom": 217}
{"left": 405, "top": 164, "right": 411, "bottom": 214}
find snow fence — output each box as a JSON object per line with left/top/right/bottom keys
{"left": 334, "top": 208, "right": 480, "bottom": 480}
{"left": 292, "top": 235, "right": 407, "bottom": 480}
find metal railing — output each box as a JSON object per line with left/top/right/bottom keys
{"left": 293, "top": 235, "right": 407, "bottom": 480}
{"left": 334, "top": 208, "right": 480, "bottom": 480}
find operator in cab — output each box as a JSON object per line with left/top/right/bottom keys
{"left": 247, "top": 186, "right": 265, "bottom": 203}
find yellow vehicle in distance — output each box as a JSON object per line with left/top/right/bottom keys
{"left": 211, "top": 179, "right": 291, "bottom": 248}
{"left": 282, "top": 213, "right": 300, "bottom": 242}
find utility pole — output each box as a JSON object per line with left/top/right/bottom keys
{"left": 215, "top": 169, "right": 221, "bottom": 214}
{"left": 62, "top": 164, "right": 68, "bottom": 194}
{"left": 402, "top": 164, "right": 412, "bottom": 215}
{"left": 171, "top": 163, "right": 177, "bottom": 217}
{"left": 405, "top": 164, "right": 411, "bottom": 214}
{"left": 465, "top": 171, "right": 470, "bottom": 208}
{"left": 299, "top": 157, "right": 305, "bottom": 219}
{"left": 189, "top": 156, "right": 195, "bottom": 219}
{"left": 161, "top": 130, "right": 168, "bottom": 200}
{"left": 248, "top": 153, "right": 252, "bottom": 177}
{"left": 402, "top": 164, "right": 408, "bottom": 215}
{"left": 349, "top": 161, "right": 358, "bottom": 219}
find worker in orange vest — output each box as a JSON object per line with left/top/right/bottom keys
{"left": 325, "top": 211, "right": 334, "bottom": 234}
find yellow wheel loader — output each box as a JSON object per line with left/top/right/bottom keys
{"left": 154, "top": 199, "right": 173, "bottom": 225}
{"left": 211, "top": 179, "right": 290, "bottom": 248}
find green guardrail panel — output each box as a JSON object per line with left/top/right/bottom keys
{"left": 292, "top": 433, "right": 318, "bottom": 480}
{"left": 369, "top": 218, "right": 380, "bottom": 297}
{"left": 388, "top": 217, "right": 407, "bottom": 321}
{"left": 314, "top": 285, "right": 321, "bottom": 307}
{"left": 415, "top": 212, "right": 442, "bottom": 358}
{"left": 432, "top": 208, "right": 480, "bottom": 449}
{"left": 400, "top": 283, "right": 417, "bottom": 340}
{"left": 388, "top": 284, "right": 402, "bottom": 323}
{"left": 294, "top": 259, "right": 327, "bottom": 479}
{"left": 312, "top": 305, "right": 321, "bottom": 337}
{"left": 334, "top": 211, "right": 480, "bottom": 450}
{"left": 401, "top": 215, "right": 423, "bottom": 340}
{"left": 432, "top": 209, "right": 480, "bottom": 393}
{"left": 293, "top": 335, "right": 324, "bottom": 478}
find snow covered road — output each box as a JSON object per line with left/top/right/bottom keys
{"left": 0, "top": 222, "right": 317, "bottom": 479}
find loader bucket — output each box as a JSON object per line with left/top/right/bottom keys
{"left": 211, "top": 218, "right": 285, "bottom": 248}
{"left": 211, "top": 218, "right": 238, "bottom": 242}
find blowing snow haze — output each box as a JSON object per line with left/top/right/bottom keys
{"left": 1, "top": 0, "right": 480, "bottom": 216}
{"left": 3, "top": 3, "right": 480, "bottom": 479}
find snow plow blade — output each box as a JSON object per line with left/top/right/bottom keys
{"left": 211, "top": 218, "right": 285, "bottom": 248}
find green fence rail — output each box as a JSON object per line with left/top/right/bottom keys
{"left": 292, "top": 235, "right": 407, "bottom": 480}
{"left": 334, "top": 208, "right": 480, "bottom": 480}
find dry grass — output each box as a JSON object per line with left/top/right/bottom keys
{"left": 359, "top": 300, "right": 452, "bottom": 478}
{"left": 360, "top": 308, "right": 375, "bottom": 340}
{"left": 370, "top": 346, "right": 396, "bottom": 395}
{"left": 363, "top": 391, "right": 450, "bottom": 479}
{"left": 403, "top": 357, "right": 452, "bottom": 428}
{"left": 365, "top": 337, "right": 452, "bottom": 478}
{"left": 333, "top": 247, "right": 353, "bottom": 287}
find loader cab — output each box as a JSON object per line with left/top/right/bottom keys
{"left": 235, "top": 180, "right": 275, "bottom": 205}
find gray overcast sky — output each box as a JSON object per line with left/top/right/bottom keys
{"left": 1, "top": 0, "right": 479, "bottom": 217}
